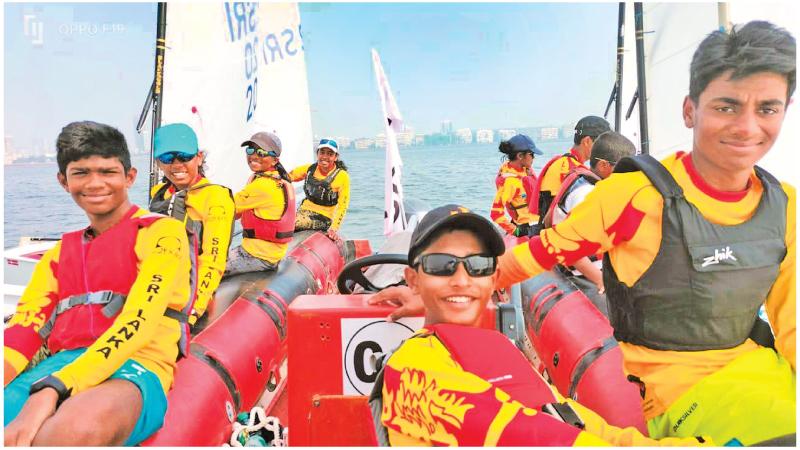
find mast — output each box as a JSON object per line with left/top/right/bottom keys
{"left": 633, "top": 2, "right": 650, "bottom": 154}
{"left": 149, "top": 2, "right": 167, "bottom": 194}
{"left": 717, "top": 2, "right": 730, "bottom": 32}
{"left": 614, "top": 2, "right": 625, "bottom": 132}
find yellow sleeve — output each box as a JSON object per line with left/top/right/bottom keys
{"left": 149, "top": 182, "right": 166, "bottom": 200}
{"left": 490, "top": 179, "right": 518, "bottom": 234}
{"left": 4, "top": 243, "right": 62, "bottom": 374}
{"left": 766, "top": 182, "right": 796, "bottom": 369}
{"left": 52, "top": 217, "right": 191, "bottom": 394}
{"left": 233, "top": 177, "right": 282, "bottom": 215}
{"left": 329, "top": 170, "right": 350, "bottom": 231}
{"left": 288, "top": 164, "right": 311, "bottom": 183}
{"left": 193, "top": 187, "right": 235, "bottom": 318}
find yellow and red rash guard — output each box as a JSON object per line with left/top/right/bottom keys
{"left": 150, "top": 178, "right": 235, "bottom": 318}
{"left": 4, "top": 208, "right": 191, "bottom": 395}
{"left": 289, "top": 163, "right": 351, "bottom": 231}
{"left": 233, "top": 170, "right": 289, "bottom": 264}
{"left": 537, "top": 148, "right": 584, "bottom": 199}
{"left": 498, "top": 151, "right": 796, "bottom": 420}
{"left": 491, "top": 162, "right": 539, "bottom": 233}
{"left": 382, "top": 329, "right": 712, "bottom": 447}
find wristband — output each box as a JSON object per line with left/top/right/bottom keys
{"left": 29, "top": 375, "right": 72, "bottom": 407}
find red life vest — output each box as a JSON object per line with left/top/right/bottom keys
{"left": 544, "top": 166, "right": 601, "bottom": 229}
{"left": 530, "top": 151, "right": 582, "bottom": 215}
{"left": 423, "top": 324, "right": 586, "bottom": 446}
{"left": 240, "top": 174, "right": 296, "bottom": 244}
{"left": 495, "top": 169, "right": 537, "bottom": 223}
{"left": 43, "top": 206, "right": 193, "bottom": 357}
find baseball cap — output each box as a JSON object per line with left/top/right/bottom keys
{"left": 507, "top": 134, "right": 543, "bottom": 155}
{"left": 408, "top": 204, "right": 505, "bottom": 265}
{"left": 241, "top": 131, "right": 282, "bottom": 157}
{"left": 317, "top": 138, "right": 340, "bottom": 154}
{"left": 153, "top": 123, "right": 199, "bottom": 158}
{"left": 574, "top": 116, "right": 611, "bottom": 138}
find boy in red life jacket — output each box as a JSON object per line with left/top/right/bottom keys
{"left": 372, "top": 205, "right": 710, "bottom": 446}
{"left": 4, "top": 121, "right": 192, "bottom": 446}
{"left": 543, "top": 131, "right": 637, "bottom": 316}
{"left": 224, "top": 131, "right": 296, "bottom": 276}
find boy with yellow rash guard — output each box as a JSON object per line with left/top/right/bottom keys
{"left": 532, "top": 115, "right": 610, "bottom": 227}
{"left": 497, "top": 21, "right": 796, "bottom": 446}
{"left": 150, "top": 123, "right": 235, "bottom": 324}
{"left": 289, "top": 138, "right": 351, "bottom": 241}
{"left": 4, "top": 121, "right": 191, "bottom": 446}
{"left": 490, "top": 134, "right": 542, "bottom": 237}
{"left": 372, "top": 205, "right": 710, "bottom": 447}
{"left": 225, "top": 131, "right": 295, "bottom": 276}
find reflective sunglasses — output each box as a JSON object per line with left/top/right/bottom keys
{"left": 318, "top": 138, "right": 339, "bottom": 151}
{"left": 156, "top": 151, "right": 196, "bottom": 164}
{"left": 245, "top": 146, "right": 278, "bottom": 158}
{"left": 413, "top": 253, "right": 497, "bottom": 277}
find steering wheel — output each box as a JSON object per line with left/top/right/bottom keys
{"left": 336, "top": 253, "right": 409, "bottom": 294}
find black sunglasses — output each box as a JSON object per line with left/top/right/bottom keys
{"left": 413, "top": 253, "right": 497, "bottom": 277}
{"left": 157, "top": 152, "right": 196, "bottom": 164}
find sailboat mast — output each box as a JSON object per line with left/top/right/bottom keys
{"left": 149, "top": 2, "right": 167, "bottom": 194}
{"left": 633, "top": 2, "right": 650, "bottom": 155}
{"left": 717, "top": 2, "right": 730, "bottom": 32}
{"left": 614, "top": 2, "right": 625, "bottom": 132}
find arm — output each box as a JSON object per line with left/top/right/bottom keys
{"left": 490, "top": 179, "right": 517, "bottom": 235}
{"left": 497, "top": 174, "right": 650, "bottom": 289}
{"left": 233, "top": 178, "right": 274, "bottom": 215}
{"left": 765, "top": 182, "right": 796, "bottom": 369}
{"left": 287, "top": 164, "right": 310, "bottom": 183}
{"left": 328, "top": 171, "right": 350, "bottom": 233}
{"left": 572, "top": 257, "right": 604, "bottom": 292}
{"left": 192, "top": 188, "right": 236, "bottom": 319}
{"left": 51, "top": 218, "right": 191, "bottom": 395}
{"left": 4, "top": 244, "right": 61, "bottom": 385}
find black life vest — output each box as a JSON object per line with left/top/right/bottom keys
{"left": 303, "top": 163, "right": 342, "bottom": 207}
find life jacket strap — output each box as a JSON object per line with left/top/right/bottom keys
{"left": 38, "top": 291, "right": 127, "bottom": 340}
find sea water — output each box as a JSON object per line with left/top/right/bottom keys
{"left": 3, "top": 140, "right": 573, "bottom": 251}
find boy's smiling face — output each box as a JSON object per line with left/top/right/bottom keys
{"left": 58, "top": 155, "right": 135, "bottom": 225}
{"left": 405, "top": 229, "right": 499, "bottom": 328}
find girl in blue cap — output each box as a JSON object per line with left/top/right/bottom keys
{"left": 489, "top": 134, "right": 542, "bottom": 237}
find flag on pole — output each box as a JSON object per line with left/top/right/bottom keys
{"left": 371, "top": 49, "right": 408, "bottom": 236}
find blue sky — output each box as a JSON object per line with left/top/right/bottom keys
{"left": 4, "top": 2, "right": 618, "bottom": 152}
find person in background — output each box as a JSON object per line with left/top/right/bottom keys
{"left": 531, "top": 115, "right": 611, "bottom": 229}
{"left": 4, "top": 121, "right": 191, "bottom": 446}
{"left": 542, "top": 131, "right": 637, "bottom": 316}
{"left": 289, "top": 138, "right": 350, "bottom": 241}
{"left": 224, "top": 131, "right": 295, "bottom": 277}
{"left": 489, "top": 134, "right": 542, "bottom": 237}
{"left": 150, "top": 123, "right": 235, "bottom": 325}
{"left": 371, "top": 204, "right": 711, "bottom": 447}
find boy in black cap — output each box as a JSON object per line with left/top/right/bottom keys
{"left": 531, "top": 115, "right": 611, "bottom": 229}
{"left": 373, "top": 205, "right": 709, "bottom": 446}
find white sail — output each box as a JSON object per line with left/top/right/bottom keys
{"left": 620, "top": 2, "right": 798, "bottom": 182}
{"left": 160, "top": 3, "right": 314, "bottom": 193}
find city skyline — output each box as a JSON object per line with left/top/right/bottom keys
{"left": 4, "top": 3, "right": 618, "bottom": 155}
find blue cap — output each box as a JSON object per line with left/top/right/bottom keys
{"left": 154, "top": 123, "right": 199, "bottom": 158}
{"left": 508, "top": 134, "right": 543, "bottom": 155}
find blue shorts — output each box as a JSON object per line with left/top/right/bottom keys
{"left": 4, "top": 348, "right": 168, "bottom": 446}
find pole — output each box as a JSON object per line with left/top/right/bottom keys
{"left": 149, "top": 2, "right": 167, "bottom": 194}
{"left": 633, "top": 2, "right": 650, "bottom": 155}
{"left": 717, "top": 3, "right": 730, "bottom": 32}
{"left": 614, "top": 2, "right": 626, "bottom": 132}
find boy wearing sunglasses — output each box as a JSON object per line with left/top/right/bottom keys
{"left": 374, "top": 205, "right": 707, "bottom": 446}
{"left": 4, "top": 121, "right": 191, "bottom": 445}
{"left": 224, "top": 131, "right": 295, "bottom": 277}
{"left": 150, "top": 123, "right": 235, "bottom": 325}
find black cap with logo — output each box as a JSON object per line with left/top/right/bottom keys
{"left": 574, "top": 115, "right": 611, "bottom": 139}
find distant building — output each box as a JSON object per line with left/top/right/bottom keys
{"left": 441, "top": 120, "right": 453, "bottom": 135}
{"left": 336, "top": 137, "right": 352, "bottom": 149}
{"left": 455, "top": 128, "right": 473, "bottom": 144}
{"left": 354, "top": 138, "right": 374, "bottom": 150}
{"left": 414, "top": 134, "right": 425, "bottom": 145}
{"left": 561, "top": 124, "right": 574, "bottom": 140}
{"left": 375, "top": 133, "right": 386, "bottom": 148}
{"left": 397, "top": 128, "right": 415, "bottom": 147}
{"left": 540, "top": 127, "right": 559, "bottom": 141}
{"left": 496, "top": 129, "right": 517, "bottom": 142}
{"left": 475, "top": 129, "right": 494, "bottom": 144}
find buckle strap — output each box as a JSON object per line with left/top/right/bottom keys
{"left": 39, "top": 291, "right": 126, "bottom": 341}
{"left": 164, "top": 308, "right": 190, "bottom": 323}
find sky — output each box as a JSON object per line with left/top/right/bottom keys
{"left": 3, "top": 2, "right": 619, "bottom": 153}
